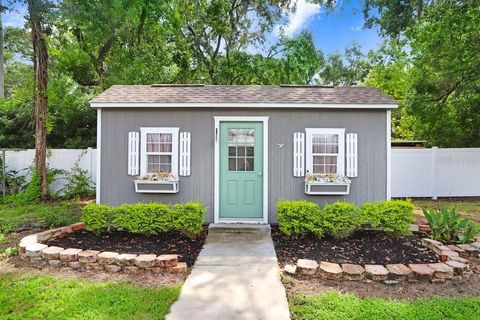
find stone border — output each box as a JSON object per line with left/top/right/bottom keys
{"left": 284, "top": 236, "right": 480, "bottom": 284}
{"left": 18, "top": 222, "right": 187, "bottom": 275}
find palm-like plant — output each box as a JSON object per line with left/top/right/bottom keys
{"left": 423, "top": 207, "right": 471, "bottom": 242}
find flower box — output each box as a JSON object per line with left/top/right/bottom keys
{"left": 304, "top": 174, "right": 351, "bottom": 195}
{"left": 134, "top": 173, "right": 179, "bottom": 194}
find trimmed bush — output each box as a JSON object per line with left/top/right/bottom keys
{"left": 360, "top": 199, "right": 414, "bottom": 235}
{"left": 319, "top": 202, "right": 361, "bottom": 238}
{"left": 277, "top": 200, "right": 323, "bottom": 237}
{"left": 81, "top": 204, "right": 113, "bottom": 234}
{"left": 81, "top": 202, "right": 205, "bottom": 237}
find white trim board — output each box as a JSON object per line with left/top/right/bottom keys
{"left": 305, "top": 128, "right": 346, "bottom": 176}
{"left": 214, "top": 116, "right": 269, "bottom": 224}
{"left": 96, "top": 109, "right": 102, "bottom": 204}
{"left": 386, "top": 110, "right": 392, "bottom": 200}
{"left": 91, "top": 102, "right": 398, "bottom": 109}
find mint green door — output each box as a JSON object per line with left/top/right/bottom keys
{"left": 219, "top": 122, "right": 263, "bottom": 219}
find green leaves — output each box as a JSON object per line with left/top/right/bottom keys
{"left": 423, "top": 207, "right": 479, "bottom": 243}
{"left": 81, "top": 202, "right": 205, "bottom": 237}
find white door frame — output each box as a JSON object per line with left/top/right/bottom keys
{"left": 214, "top": 116, "right": 269, "bottom": 224}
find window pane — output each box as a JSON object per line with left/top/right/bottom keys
{"left": 236, "top": 158, "right": 246, "bottom": 171}
{"left": 160, "top": 133, "right": 172, "bottom": 142}
{"left": 246, "top": 146, "right": 254, "bottom": 156}
{"left": 313, "top": 156, "right": 324, "bottom": 164}
{"left": 325, "top": 165, "right": 337, "bottom": 173}
{"left": 325, "top": 156, "right": 337, "bottom": 165}
{"left": 312, "top": 135, "right": 324, "bottom": 144}
{"left": 313, "top": 164, "right": 324, "bottom": 174}
{"left": 159, "top": 164, "right": 171, "bottom": 173}
{"left": 159, "top": 143, "right": 172, "bottom": 152}
{"left": 238, "top": 146, "right": 246, "bottom": 156}
{"left": 148, "top": 155, "right": 160, "bottom": 163}
{"left": 228, "top": 158, "right": 236, "bottom": 171}
{"left": 325, "top": 134, "right": 338, "bottom": 144}
{"left": 159, "top": 155, "right": 171, "bottom": 164}
{"left": 312, "top": 144, "right": 326, "bottom": 153}
{"left": 228, "top": 129, "right": 237, "bottom": 142}
{"left": 147, "top": 133, "right": 160, "bottom": 142}
{"left": 245, "top": 129, "right": 255, "bottom": 144}
{"left": 245, "top": 158, "right": 254, "bottom": 171}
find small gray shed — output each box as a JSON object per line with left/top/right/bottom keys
{"left": 91, "top": 84, "right": 397, "bottom": 224}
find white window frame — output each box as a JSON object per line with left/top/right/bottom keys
{"left": 305, "top": 128, "right": 345, "bottom": 176}
{"left": 140, "top": 127, "right": 179, "bottom": 177}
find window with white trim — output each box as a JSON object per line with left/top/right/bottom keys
{"left": 140, "top": 127, "right": 179, "bottom": 176}
{"left": 305, "top": 128, "right": 345, "bottom": 175}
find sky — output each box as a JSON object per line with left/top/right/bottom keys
{"left": 2, "top": 0, "right": 381, "bottom": 56}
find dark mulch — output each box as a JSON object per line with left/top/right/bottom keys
{"left": 271, "top": 227, "right": 438, "bottom": 265}
{"left": 47, "top": 228, "right": 208, "bottom": 266}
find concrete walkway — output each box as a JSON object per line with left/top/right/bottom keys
{"left": 167, "top": 225, "right": 290, "bottom": 320}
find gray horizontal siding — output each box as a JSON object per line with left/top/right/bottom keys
{"left": 100, "top": 108, "right": 387, "bottom": 223}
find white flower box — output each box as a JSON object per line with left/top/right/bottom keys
{"left": 304, "top": 174, "right": 351, "bottom": 195}
{"left": 134, "top": 173, "right": 179, "bottom": 194}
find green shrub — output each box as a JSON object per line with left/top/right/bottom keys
{"left": 81, "top": 204, "right": 113, "bottom": 234}
{"left": 360, "top": 199, "right": 414, "bottom": 234}
{"left": 37, "top": 203, "right": 82, "bottom": 228}
{"left": 277, "top": 200, "right": 323, "bottom": 237}
{"left": 319, "top": 202, "right": 361, "bottom": 238}
{"left": 81, "top": 202, "right": 205, "bottom": 237}
{"left": 62, "top": 153, "right": 95, "bottom": 199}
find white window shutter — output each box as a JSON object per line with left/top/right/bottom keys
{"left": 346, "top": 133, "right": 358, "bottom": 178}
{"left": 293, "top": 132, "right": 305, "bottom": 177}
{"left": 180, "top": 132, "right": 191, "bottom": 176}
{"left": 128, "top": 131, "right": 140, "bottom": 175}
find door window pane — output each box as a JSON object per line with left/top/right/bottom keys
{"left": 227, "top": 128, "right": 255, "bottom": 172}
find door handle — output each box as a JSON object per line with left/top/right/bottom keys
{"left": 257, "top": 172, "right": 263, "bottom": 176}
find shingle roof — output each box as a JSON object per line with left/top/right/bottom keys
{"left": 90, "top": 84, "right": 397, "bottom": 106}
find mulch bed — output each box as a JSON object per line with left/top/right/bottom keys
{"left": 46, "top": 228, "right": 208, "bottom": 266}
{"left": 272, "top": 227, "right": 438, "bottom": 265}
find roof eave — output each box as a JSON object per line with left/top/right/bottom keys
{"left": 90, "top": 102, "right": 398, "bottom": 109}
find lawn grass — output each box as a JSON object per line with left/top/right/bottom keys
{"left": 0, "top": 274, "right": 180, "bottom": 320}
{"left": 0, "top": 201, "right": 83, "bottom": 234}
{"left": 289, "top": 291, "right": 480, "bottom": 320}
{"left": 413, "top": 199, "right": 480, "bottom": 223}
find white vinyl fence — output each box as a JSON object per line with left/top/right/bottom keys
{"left": 392, "top": 147, "right": 480, "bottom": 199}
{"left": 2, "top": 148, "right": 97, "bottom": 194}
{"left": 2, "top": 147, "right": 480, "bottom": 199}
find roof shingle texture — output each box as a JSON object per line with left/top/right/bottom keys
{"left": 90, "top": 85, "right": 396, "bottom": 105}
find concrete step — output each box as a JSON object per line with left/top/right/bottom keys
{"left": 207, "top": 224, "right": 271, "bottom": 242}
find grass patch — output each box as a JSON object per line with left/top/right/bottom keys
{"left": 413, "top": 199, "right": 480, "bottom": 223}
{"left": 0, "top": 202, "right": 83, "bottom": 234}
{"left": 0, "top": 274, "right": 180, "bottom": 320}
{"left": 289, "top": 291, "right": 480, "bottom": 320}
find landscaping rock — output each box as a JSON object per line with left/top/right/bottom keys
{"left": 85, "top": 263, "right": 103, "bottom": 271}
{"left": 68, "top": 261, "right": 81, "bottom": 269}
{"left": 383, "top": 280, "right": 399, "bottom": 285}
{"left": 448, "top": 245, "right": 466, "bottom": 254}
{"left": 457, "top": 244, "right": 478, "bottom": 256}
{"left": 445, "top": 260, "right": 468, "bottom": 275}
{"left": 41, "top": 246, "right": 64, "bottom": 260}
{"left": 25, "top": 243, "right": 48, "bottom": 258}
{"left": 365, "top": 265, "right": 389, "bottom": 281}
{"left": 135, "top": 254, "right": 157, "bottom": 269}
{"left": 37, "top": 228, "right": 62, "bottom": 242}
{"left": 48, "top": 259, "right": 63, "bottom": 267}
{"left": 431, "top": 278, "right": 445, "bottom": 284}
{"left": 149, "top": 267, "right": 165, "bottom": 274}
{"left": 284, "top": 264, "right": 297, "bottom": 275}
{"left": 428, "top": 263, "right": 454, "bottom": 279}
{"left": 59, "top": 248, "right": 82, "bottom": 262}
{"left": 439, "top": 250, "right": 459, "bottom": 261}
{"left": 78, "top": 250, "right": 100, "bottom": 263}
{"left": 408, "top": 264, "right": 435, "bottom": 280}
{"left": 71, "top": 222, "right": 86, "bottom": 231}
{"left": 296, "top": 259, "right": 318, "bottom": 276}
{"left": 171, "top": 262, "right": 188, "bottom": 274}
{"left": 471, "top": 242, "right": 480, "bottom": 249}
{"left": 156, "top": 254, "right": 178, "bottom": 267}
{"left": 386, "top": 264, "right": 412, "bottom": 280}
{"left": 421, "top": 238, "right": 442, "bottom": 249}
{"left": 449, "top": 255, "right": 469, "bottom": 263}
{"left": 97, "top": 252, "right": 119, "bottom": 264}
{"left": 123, "top": 266, "right": 140, "bottom": 275}
{"left": 432, "top": 245, "right": 451, "bottom": 255}
{"left": 116, "top": 254, "right": 138, "bottom": 266}
{"left": 319, "top": 262, "right": 343, "bottom": 280}
{"left": 104, "top": 264, "right": 122, "bottom": 273}
{"left": 341, "top": 264, "right": 364, "bottom": 280}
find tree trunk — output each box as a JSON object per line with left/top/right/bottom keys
{"left": 28, "top": 0, "right": 49, "bottom": 200}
